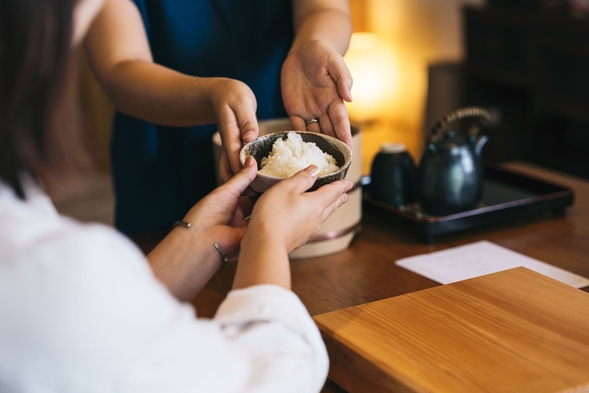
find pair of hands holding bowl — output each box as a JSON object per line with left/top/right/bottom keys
{"left": 184, "top": 156, "right": 353, "bottom": 264}
{"left": 148, "top": 155, "right": 352, "bottom": 301}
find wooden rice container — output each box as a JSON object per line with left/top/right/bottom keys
{"left": 212, "top": 118, "right": 362, "bottom": 259}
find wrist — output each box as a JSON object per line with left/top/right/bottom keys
{"left": 199, "top": 77, "right": 221, "bottom": 116}
{"left": 235, "top": 229, "right": 291, "bottom": 290}
{"left": 174, "top": 222, "right": 227, "bottom": 268}
{"left": 243, "top": 219, "right": 291, "bottom": 254}
{"left": 288, "top": 38, "right": 323, "bottom": 57}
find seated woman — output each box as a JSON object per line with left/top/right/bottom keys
{"left": 0, "top": 0, "right": 353, "bottom": 391}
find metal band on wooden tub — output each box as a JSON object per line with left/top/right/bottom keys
{"left": 306, "top": 222, "right": 363, "bottom": 244}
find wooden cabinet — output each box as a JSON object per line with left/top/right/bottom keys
{"left": 464, "top": 6, "right": 589, "bottom": 178}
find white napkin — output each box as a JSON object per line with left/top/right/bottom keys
{"left": 396, "top": 240, "right": 589, "bottom": 289}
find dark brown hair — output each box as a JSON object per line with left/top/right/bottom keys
{"left": 0, "top": 0, "right": 84, "bottom": 198}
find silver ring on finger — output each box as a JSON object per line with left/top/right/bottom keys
{"left": 305, "top": 118, "right": 319, "bottom": 126}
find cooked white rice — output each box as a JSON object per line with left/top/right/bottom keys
{"left": 259, "top": 131, "right": 340, "bottom": 178}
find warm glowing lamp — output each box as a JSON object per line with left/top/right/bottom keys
{"left": 344, "top": 33, "right": 399, "bottom": 124}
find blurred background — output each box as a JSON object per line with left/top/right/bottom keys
{"left": 65, "top": 0, "right": 589, "bottom": 224}
{"left": 346, "top": 0, "right": 485, "bottom": 174}
{"left": 80, "top": 0, "right": 486, "bottom": 175}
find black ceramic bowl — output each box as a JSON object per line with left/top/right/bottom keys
{"left": 239, "top": 131, "right": 353, "bottom": 193}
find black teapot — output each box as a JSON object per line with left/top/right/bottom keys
{"left": 418, "top": 107, "right": 491, "bottom": 216}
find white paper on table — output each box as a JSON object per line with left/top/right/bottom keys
{"left": 396, "top": 240, "right": 589, "bottom": 289}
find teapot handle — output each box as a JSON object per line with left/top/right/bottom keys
{"left": 429, "top": 106, "right": 491, "bottom": 142}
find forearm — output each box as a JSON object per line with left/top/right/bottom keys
{"left": 84, "top": 0, "right": 217, "bottom": 127}
{"left": 96, "top": 60, "right": 218, "bottom": 127}
{"left": 233, "top": 230, "right": 291, "bottom": 291}
{"left": 147, "top": 228, "right": 222, "bottom": 302}
{"left": 291, "top": 0, "right": 352, "bottom": 55}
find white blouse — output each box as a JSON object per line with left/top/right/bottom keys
{"left": 0, "top": 180, "right": 328, "bottom": 392}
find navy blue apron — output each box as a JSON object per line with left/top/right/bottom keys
{"left": 112, "top": 0, "right": 293, "bottom": 235}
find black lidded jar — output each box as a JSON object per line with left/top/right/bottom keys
{"left": 370, "top": 143, "right": 417, "bottom": 207}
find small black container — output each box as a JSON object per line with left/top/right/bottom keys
{"left": 370, "top": 143, "right": 417, "bottom": 207}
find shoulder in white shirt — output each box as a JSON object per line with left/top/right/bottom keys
{"left": 0, "top": 180, "right": 328, "bottom": 393}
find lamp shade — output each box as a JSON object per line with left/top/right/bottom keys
{"left": 344, "top": 33, "right": 399, "bottom": 123}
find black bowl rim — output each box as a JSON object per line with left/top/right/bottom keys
{"left": 239, "top": 130, "right": 353, "bottom": 180}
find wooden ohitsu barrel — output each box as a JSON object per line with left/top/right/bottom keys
{"left": 213, "top": 118, "right": 362, "bottom": 259}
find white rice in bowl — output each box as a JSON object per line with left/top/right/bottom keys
{"left": 259, "top": 132, "right": 340, "bottom": 178}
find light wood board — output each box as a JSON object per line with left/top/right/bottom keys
{"left": 314, "top": 267, "right": 589, "bottom": 393}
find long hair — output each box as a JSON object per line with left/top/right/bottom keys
{"left": 0, "top": 0, "right": 86, "bottom": 199}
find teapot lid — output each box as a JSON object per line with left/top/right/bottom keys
{"left": 434, "top": 130, "right": 468, "bottom": 149}
{"left": 380, "top": 142, "right": 406, "bottom": 154}
{"left": 443, "top": 131, "right": 457, "bottom": 141}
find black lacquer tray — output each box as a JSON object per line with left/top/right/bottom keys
{"left": 362, "top": 164, "right": 575, "bottom": 244}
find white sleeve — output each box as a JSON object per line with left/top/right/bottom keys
{"left": 26, "top": 224, "right": 328, "bottom": 393}
{"left": 124, "top": 285, "right": 329, "bottom": 393}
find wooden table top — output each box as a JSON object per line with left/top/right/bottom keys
{"left": 132, "top": 162, "right": 589, "bottom": 393}
{"left": 314, "top": 267, "right": 589, "bottom": 393}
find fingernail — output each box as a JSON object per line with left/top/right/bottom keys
{"left": 245, "top": 155, "right": 255, "bottom": 167}
{"left": 306, "top": 165, "right": 320, "bottom": 177}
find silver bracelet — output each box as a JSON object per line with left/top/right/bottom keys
{"left": 173, "top": 220, "right": 228, "bottom": 269}
{"left": 213, "top": 242, "right": 228, "bottom": 269}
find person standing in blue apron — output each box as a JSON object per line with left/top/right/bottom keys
{"left": 85, "top": 0, "right": 353, "bottom": 236}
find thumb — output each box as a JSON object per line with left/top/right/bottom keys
{"left": 240, "top": 118, "right": 259, "bottom": 144}
{"left": 282, "top": 165, "right": 320, "bottom": 194}
{"left": 328, "top": 55, "right": 353, "bottom": 103}
{"left": 218, "top": 156, "right": 258, "bottom": 196}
